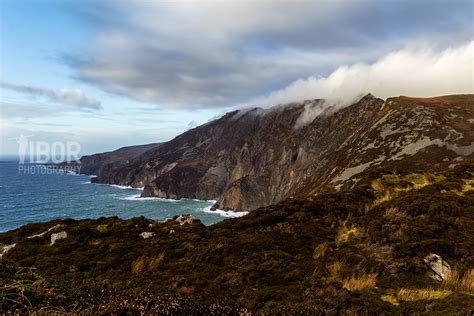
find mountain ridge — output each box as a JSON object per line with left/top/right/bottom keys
{"left": 87, "top": 94, "right": 473, "bottom": 211}
{"left": 60, "top": 143, "right": 161, "bottom": 177}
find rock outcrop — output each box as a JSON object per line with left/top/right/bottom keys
{"left": 424, "top": 253, "right": 452, "bottom": 281}
{"left": 0, "top": 243, "right": 16, "bottom": 259}
{"left": 50, "top": 231, "right": 67, "bottom": 246}
{"left": 27, "top": 224, "right": 64, "bottom": 239}
{"left": 173, "top": 215, "right": 193, "bottom": 226}
{"left": 139, "top": 232, "right": 155, "bottom": 239}
{"left": 90, "top": 94, "right": 473, "bottom": 210}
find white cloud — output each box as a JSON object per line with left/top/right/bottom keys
{"left": 56, "top": 88, "right": 101, "bottom": 109}
{"left": 0, "top": 81, "right": 101, "bottom": 110}
{"left": 250, "top": 41, "right": 474, "bottom": 124}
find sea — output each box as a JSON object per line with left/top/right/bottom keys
{"left": 0, "top": 161, "right": 247, "bottom": 233}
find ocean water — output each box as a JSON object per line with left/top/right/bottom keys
{"left": 0, "top": 162, "right": 246, "bottom": 232}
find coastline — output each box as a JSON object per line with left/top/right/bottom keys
{"left": 0, "top": 163, "right": 247, "bottom": 233}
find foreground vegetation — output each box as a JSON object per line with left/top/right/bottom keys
{"left": 1, "top": 164, "right": 473, "bottom": 314}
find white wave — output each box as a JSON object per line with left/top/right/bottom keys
{"left": 118, "top": 194, "right": 180, "bottom": 202}
{"left": 93, "top": 183, "right": 144, "bottom": 190}
{"left": 119, "top": 194, "right": 141, "bottom": 200}
{"left": 80, "top": 181, "right": 91, "bottom": 184}
{"left": 110, "top": 184, "right": 134, "bottom": 189}
{"left": 201, "top": 205, "right": 248, "bottom": 218}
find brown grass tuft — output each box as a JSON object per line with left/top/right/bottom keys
{"left": 313, "top": 242, "right": 328, "bottom": 259}
{"left": 443, "top": 269, "right": 474, "bottom": 294}
{"left": 148, "top": 252, "right": 165, "bottom": 272}
{"left": 335, "top": 225, "right": 360, "bottom": 246}
{"left": 381, "top": 294, "right": 399, "bottom": 306}
{"left": 371, "top": 179, "right": 385, "bottom": 192}
{"left": 131, "top": 257, "right": 146, "bottom": 274}
{"left": 342, "top": 273, "right": 377, "bottom": 291}
{"left": 96, "top": 224, "right": 108, "bottom": 233}
{"left": 397, "top": 288, "right": 451, "bottom": 301}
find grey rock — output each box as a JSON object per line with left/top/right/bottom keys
{"left": 175, "top": 215, "right": 193, "bottom": 226}
{"left": 139, "top": 231, "right": 155, "bottom": 239}
{"left": 0, "top": 243, "right": 16, "bottom": 259}
{"left": 50, "top": 231, "right": 67, "bottom": 246}
{"left": 28, "top": 224, "right": 64, "bottom": 239}
{"left": 424, "top": 253, "right": 451, "bottom": 281}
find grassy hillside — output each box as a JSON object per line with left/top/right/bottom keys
{"left": 1, "top": 164, "right": 473, "bottom": 314}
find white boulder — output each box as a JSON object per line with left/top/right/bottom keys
{"left": 50, "top": 231, "right": 67, "bottom": 246}
{"left": 139, "top": 232, "right": 155, "bottom": 239}
{"left": 28, "top": 224, "right": 64, "bottom": 239}
{"left": 175, "top": 215, "right": 193, "bottom": 226}
{"left": 0, "top": 243, "right": 16, "bottom": 259}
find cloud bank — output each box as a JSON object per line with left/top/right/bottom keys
{"left": 252, "top": 41, "right": 474, "bottom": 109}
{"left": 0, "top": 81, "right": 101, "bottom": 110}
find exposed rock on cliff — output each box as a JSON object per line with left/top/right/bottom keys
{"left": 91, "top": 94, "right": 473, "bottom": 210}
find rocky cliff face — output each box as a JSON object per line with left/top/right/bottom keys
{"left": 92, "top": 94, "right": 473, "bottom": 210}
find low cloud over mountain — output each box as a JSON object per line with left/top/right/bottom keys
{"left": 251, "top": 41, "right": 474, "bottom": 112}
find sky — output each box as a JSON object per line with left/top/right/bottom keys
{"left": 0, "top": 0, "right": 473, "bottom": 156}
